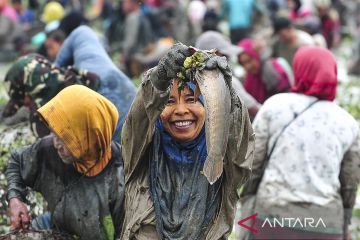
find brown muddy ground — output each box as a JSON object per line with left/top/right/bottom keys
{"left": 0, "top": 229, "right": 76, "bottom": 240}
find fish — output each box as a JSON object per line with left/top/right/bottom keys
{"left": 195, "top": 67, "right": 231, "bottom": 184}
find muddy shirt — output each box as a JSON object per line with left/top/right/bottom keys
{"left": 120, "top": 69, "right": 255, "bottom": 239}
{"left": 6, "top": 136, "right": 125, "bottom": 240}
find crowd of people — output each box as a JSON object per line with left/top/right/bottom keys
{"left": 1, "top": 0, "right": 360, "bottom": 239}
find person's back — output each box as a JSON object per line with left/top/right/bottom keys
{"left": 256, "top": 93, "right": 358, "bottom": 205}
{"left": 55, "top": 25, "right": 137, "bottom": 141}
{"left": 242, "top": 46, "right": 360, "bottom": 239}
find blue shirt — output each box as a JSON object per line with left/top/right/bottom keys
{"left": 221, "top": 0, "right": 254, "bottom": 29}
{"left": 55, "top": 26, "right": 137, "bottom": 142}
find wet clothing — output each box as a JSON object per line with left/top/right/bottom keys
{"left": 6, "top": 85, "right": 124, "bottom": 239}
{"left": 239, "top": 39, "right": 292, "bottom": 104}
{"left": 38, "top": 85, "right": 118, "bottom": 177}
{"left": 3, "top": 54, "right": 99, "bottom": 137}
{"left": 6, "top": 136, "right": 125, "bottom": 239}
{"left": 150, "top": 121, "right": 222, "bottom": 239}
{"left": 55, "top": 26, "right": 137, "bottom": 142}
{"left": 121, "top": 69, "right": 254, "bottom": 239}
{"left": 241, "top": 47, "right": 360, "bottom": 238}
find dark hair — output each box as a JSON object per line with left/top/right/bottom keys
{"left": 293, "top": 0, "right": 302, "bottom": 12}
{"left": 272, "top": 17, "right": 292, "bottom": 33}
{"left": 59, "top": 11, "right": 88, "bottom": 36}
{"left": 47, "top": 29, "right": 66, "bottom": 43}
{"left": 202, "top": 9, "right": 219, "bottom": 32}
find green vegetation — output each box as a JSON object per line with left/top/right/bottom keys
{"left": 177, "top": 49, "right": 216, "bottom": 95}
{"left": 338, "top": 76, "right": 360, "bottom": 120}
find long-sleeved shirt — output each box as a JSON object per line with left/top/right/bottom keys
{"left": 120, "top": 69, "right": 255, "bottom": 239}
{"left": 6, "top": 136, "right": 125, "bottom": 239}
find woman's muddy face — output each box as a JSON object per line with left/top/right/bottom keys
{"left": 52, "top": 133, "right": 76, "bottom": 164}
{"left": 160, "top": 81, "right": 205, "bottom": 142}
{"left": 238, "top": 52, "right": 260, "bottom": 74}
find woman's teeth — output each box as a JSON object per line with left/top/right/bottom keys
{"left": 174, "top": 121, "right": 193, "bottom": 127}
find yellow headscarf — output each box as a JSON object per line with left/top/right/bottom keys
{"left": 37, "top": 85, "right": 119, "bottom": 176}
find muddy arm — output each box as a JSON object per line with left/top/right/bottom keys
{"left": 109, "top": 146, "right": 126, "bottom": 238}
{"left": 121, "top": 69, "right": 170, "bottom": 182}
{"left": 339, "top": 132, "right": 360, "bottom": 235}
{"left": 5, "top": 140, "right": 43, "bottom": 202}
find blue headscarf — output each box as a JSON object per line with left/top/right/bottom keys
{"left": 150, "top": 82, "right": 222, "bottom": 239}
{"left": 155, "top": 82, "right": 206, "bottom": 165}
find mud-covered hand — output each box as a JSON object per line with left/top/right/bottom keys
{"left": 9, "top": 197, "right": 31, "bottom": 230}
{"left": 151, "top": 43, "right": 192, "bottom": 91}
{"left": 205, "top": 56, "right": 232, "bottom": 88}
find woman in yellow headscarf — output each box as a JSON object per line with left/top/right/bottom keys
{"left": 5, "top": 85, "right": 125, "bottom": 240}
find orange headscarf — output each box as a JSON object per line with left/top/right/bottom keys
{"left": 37, "top": 85, "right": 119, "bottom": 176}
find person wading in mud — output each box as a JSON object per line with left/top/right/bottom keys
{"left": 6, "top": 85, "right": 125, "bottom": 240}
{"left": 120, "top": 43, "right": 255, "bottom": 239}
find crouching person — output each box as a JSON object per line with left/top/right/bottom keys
{"left": 5, "top": 85, "right": 125, "bottom": 239}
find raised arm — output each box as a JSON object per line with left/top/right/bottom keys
{"left": 121, "top": 43, "right": 192, "bottom": 182}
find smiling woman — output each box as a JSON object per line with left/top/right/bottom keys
{"left": 121, "top": 43, "right": 255, "bottom": 240}
{"left": 160, "top": 80, "right": 205, "bottom": 142}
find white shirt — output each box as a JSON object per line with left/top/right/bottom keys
{"left": 253, "top": 93, "right": 359, "bottom": 206}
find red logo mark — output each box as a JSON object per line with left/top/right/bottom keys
{"left": 238, "top": 213, "right": 258, "bottom": 233}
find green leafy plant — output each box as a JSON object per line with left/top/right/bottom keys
{"left": 176, "top": 48, "right": 216, "bottom": 96}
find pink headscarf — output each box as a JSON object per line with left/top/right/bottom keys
{"left": 292, "top": 46, "right": 337, "bottom": 101}
{"left": 238, "top": 39, "right": 267, "bottom": 103}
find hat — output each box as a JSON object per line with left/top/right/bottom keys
{"left": 272, "top": 17, "right": 292, "bottom": 34}
{"left": 195, "top": 31, "right": 242, "bottom": 57}
{"left": 41, "top": 1, "right": 65, "bottom": 23}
